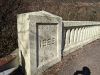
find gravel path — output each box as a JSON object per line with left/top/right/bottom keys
{"left": 43, "top": 39, "right": 100, "bottom": 75}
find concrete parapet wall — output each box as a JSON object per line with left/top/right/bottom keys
{"left": 63, "top": 21, "right": 100, "bottom": 55}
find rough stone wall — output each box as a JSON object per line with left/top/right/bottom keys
{"left": 0, "top": 0, "right": 100, "bottom": 57}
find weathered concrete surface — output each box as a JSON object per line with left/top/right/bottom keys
{"left": 17, "top": 11, "right": 62, "bottom": 75}
{"left": 43, "top": 39, "right": 100, "bottom": 75}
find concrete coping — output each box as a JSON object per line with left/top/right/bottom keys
{"left": 63, "top": 21, "right": 100, "bottom": 27}
{"left": 17, "top": 10, "right": 62, "bottom": 19}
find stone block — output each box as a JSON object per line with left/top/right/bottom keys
{"left": 17, "top": 11, "right": 62, "bottom": 75}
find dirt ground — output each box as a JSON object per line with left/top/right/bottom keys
{"left": 43, "top": 39, "right": 100, "bottom": 75}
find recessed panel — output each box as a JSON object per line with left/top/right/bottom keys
{"left": 37, "top": 23, "right": 57, "bottom": 66}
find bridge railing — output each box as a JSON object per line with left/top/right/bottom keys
{"left": 17, "top": 11, "right": 100, "bottom": 75}
{"left": 63, "top": 21, "right": 100, "bottom": 55}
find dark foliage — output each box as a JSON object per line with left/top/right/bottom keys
{"left": 0, "top": 0, "right": 23, "bottom": 57}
